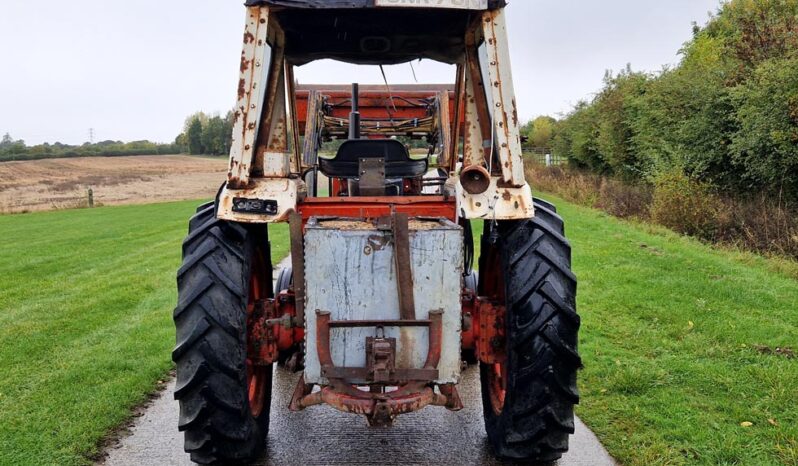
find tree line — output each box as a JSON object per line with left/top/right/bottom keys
{"left": 0, "top": 133, "right": 180, "bottom": 162}
{"left": 174, "top": 112, "right": 235, "bottom": 156}
{"left": 533, "top": 0, "right": 798, "bottom": 202}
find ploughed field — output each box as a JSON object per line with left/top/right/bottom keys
{"left": 0, "top": 155, "right": 228, "bottom": 214}
{"left": 0, "top": 196, "right": 796, "bottom": 465}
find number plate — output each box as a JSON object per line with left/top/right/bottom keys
{"left": 374, "top": 0, "right": 488, "bottom": 10}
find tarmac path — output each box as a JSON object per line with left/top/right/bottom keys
{"left": 101, "top": 259, "right": 616, "bottom": 466}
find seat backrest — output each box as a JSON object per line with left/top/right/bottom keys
{"left": 319, "top": 139, "right": 428, "bottom": 179}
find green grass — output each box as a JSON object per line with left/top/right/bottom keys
{"left": 529, "top": 195, "right": 798, "bottom": 466}
{"left": 0, "top": 196, "right": 796, "bottom": 465}
{"left": 0, "top": 201, "right": 288, "bottom": 466}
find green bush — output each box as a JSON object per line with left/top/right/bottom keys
{"left": 551, "top": 0, "right": 798, "bottom": 202}
{"left": 650, "top": 171, "right": 728, "bottom": 241}
{"left": 731, "top": 57, "right": 798, "bottom": 198}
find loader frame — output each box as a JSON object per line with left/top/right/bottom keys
{"left": 218, "top": 2, "right": 533, "bottom": 224}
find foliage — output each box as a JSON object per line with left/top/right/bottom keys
{"left": 552, "top": 0, "right": 798, "bottom": 201}
{"left": 551, "top": 101, "right": 603, "bottom": 173}
{"left": 730, "top": 57, "right": 798, "bottom": 198}
{"left": 0, "top": 135, "right": 181, "bottom": 162}
{"left": 522, "top": 115, "right": 558, "bottom": 149}
{"left": 187, "top": 117, "right": 204, "bottom": 155}
{"left": 650, "top": 170, "right": 728, "bottom": 241}
{"left": 176, "top": 111, "right": 234, "bottom": 156}
{"left": 528, "top": 162, "right": 798, "bottom": 259}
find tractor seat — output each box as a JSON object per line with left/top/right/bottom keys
{"left": 319, "top": 139, "right": 428, "bottom": 179}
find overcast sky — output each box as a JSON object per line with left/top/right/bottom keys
{"left": 0, "top": 0, "right": 719, "bottom": 145}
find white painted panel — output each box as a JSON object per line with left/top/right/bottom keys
{"left": 304, "top": 219, "right": 464, "bottom": 385}
{"left": 481, "top": 9, "right": 526, "bottom": 186}
{"left": 228, "top": 7, "right": 272, "bottom": 186}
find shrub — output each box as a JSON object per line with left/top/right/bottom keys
{"left": 731, "top": 57, "right": 798, "bottom": 199}
{"left": 550, "top": 0, "right": 798, "bottom": 202}
{"left": 528, "top": 163, "right": 602, "bottom": 207}
{"left": 650, "top": 171, "right": 729, "bottom": 241}
{"left": 528, "top": 163, "right": 798, "bottom": 260}
{"left": 595, "top": 177, "right": 652, "bottom": 219}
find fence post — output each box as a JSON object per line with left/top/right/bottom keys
{"left": 87, "top": 187, "right": 94, "bottom": 208}
{"left": 545, "top": 153, "right": 552, "bottom": 167}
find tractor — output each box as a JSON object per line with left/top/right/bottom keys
{"left": 173, "top": 0, "right": 581, "bottom": 463}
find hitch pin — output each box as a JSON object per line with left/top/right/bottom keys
{"left": 263, "top": 314, "right": 295, "bottom": 329}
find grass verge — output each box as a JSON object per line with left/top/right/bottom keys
{"left": 0, "top": 200, "right": 287, "bottom": 465}
{"left": 528, "top": 194, "right": 798, "bottom": 465}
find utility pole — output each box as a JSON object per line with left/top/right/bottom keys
{"left": 88, "top": 128, "right": 95, "bottom": 144}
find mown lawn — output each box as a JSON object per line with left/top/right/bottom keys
{"left": 539, "top": 196, "right": 798, "bottom": 466}
{"left": 0, "top": 197, "right": 795, "bottom": 465}
{"left": 0, "top": 201, "right": 288, "bottom": 465}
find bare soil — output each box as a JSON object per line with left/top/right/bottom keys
{"left": 0, "top": 155, "right": 228, "bottom": 213}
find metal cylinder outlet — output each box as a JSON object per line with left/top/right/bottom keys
{"left": 460, "top": 165, "right": 491, "bottom": 195}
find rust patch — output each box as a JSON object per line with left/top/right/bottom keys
{"left": 398, "top": 328, "right": 414, "bottom": 369}
{"left": 238, "top": 78, "right": 247, "bottom": 100}
{"left": 502, "top": 190, "right": 512, "bottom": 201}
{"left": 267, "top": 116, "right": 288, "bottom": 151}
{"left": 243, "top": 31, "right": 256, "bottom": 44}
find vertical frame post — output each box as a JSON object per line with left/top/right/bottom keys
{"left": 447, "top": 64, "right": 465, "bottom": 174}
{"left": 228, "top": 6, "right": 271, "bottom": 189}
{"left": 480, "top": 9, "right": 525, "bottom": 187}
{"left": 286, "top": 64, "right": 302, "bottom": 174}
{"left": 437, "top": 90, "right": 452, "bottom": 170}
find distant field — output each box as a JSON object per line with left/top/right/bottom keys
{"left": 0, "top": 155, "right": 228, "bottom": 214}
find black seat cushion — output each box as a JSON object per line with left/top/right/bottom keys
{"left": 319, "top": 139, "right": 428, "bottom": 179}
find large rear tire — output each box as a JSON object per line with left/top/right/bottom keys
{"left": 479, "top": 200, "right": 581, "bottom": 462}
{"left": 173, "top": 203, "right": 273, "bottom": 465}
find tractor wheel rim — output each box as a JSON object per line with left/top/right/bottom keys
{"left": 482, "top": 236, "right": 507, "bottom": 415}
{"left": 488, "top": 361, "right": 507, "bottom": 414}
{"left": 246, "top": 248, "right": 269, "bottom": 418}
{"left": 247, "top": 361, "right": 267, "bottom": 417}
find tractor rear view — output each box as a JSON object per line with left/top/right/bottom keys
{"left": 173, "top": 1, "right": 581, "bottom": 463}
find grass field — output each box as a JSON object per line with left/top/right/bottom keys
{"left": 0, "top": 201, "right": 287, "bottom": 465}
{"left": 0, "top": 197, "right": 796, "bottom": 465}
{"left": 548, "top": 199, "right": 798, "bottom": 466}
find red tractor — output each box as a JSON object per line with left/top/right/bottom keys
{"left": 173, "top": 1, "right": 580, "bottom": 463}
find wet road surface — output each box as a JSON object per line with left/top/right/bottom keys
{"left": 101, "top": 367, "right": 615, "bottom": 466}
